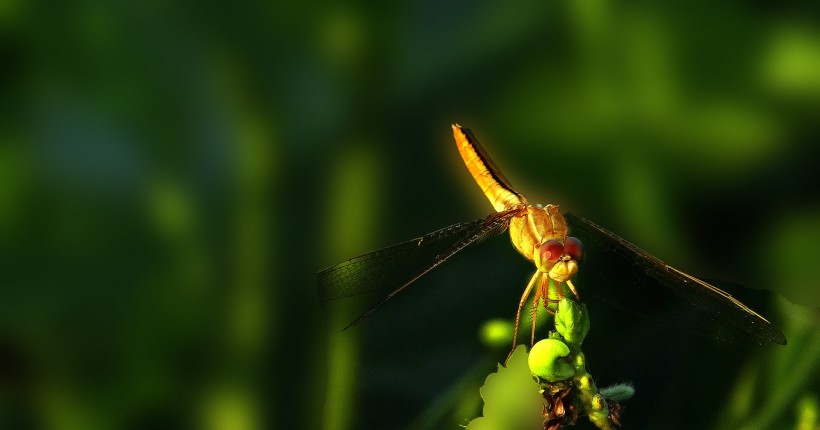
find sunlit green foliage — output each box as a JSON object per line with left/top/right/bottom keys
{"left": 467, "top": 346, "right": 543, "bottom": 430}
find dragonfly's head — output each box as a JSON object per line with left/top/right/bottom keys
{"left": 535, "top": 237, "right": 584, "bottom": 282}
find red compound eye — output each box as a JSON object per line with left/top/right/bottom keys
{"left": 564, "top": 236, "right": 584, "bottom": 261}
{"left": 539, "top": 239, "right": 564, "bottom": 262}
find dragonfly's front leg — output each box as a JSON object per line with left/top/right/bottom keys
{"left": 566, "top": 279, "right": 580, "bottom": 300}
{"left": 508, "top": 270, "right": 541, "bottom": 364}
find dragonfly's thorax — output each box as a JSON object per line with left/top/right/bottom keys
{"left": 509, "top": 204, "right": 579, "bottom": 282}
{"left": 509, "top": 205, "right": 567, "bottom": 260}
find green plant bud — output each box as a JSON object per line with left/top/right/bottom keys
{"left": 600, "top": 383, "right": 635, "bottom": 402}
{"left": 554, "top": 298, "right": 590, "bottom": 347}
{"left": 528, "top": 339, "right": 575, "bottom": 382}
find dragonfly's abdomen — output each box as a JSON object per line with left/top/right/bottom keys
{"left": 452, "top": 124, "right": 526, "bottom": 213}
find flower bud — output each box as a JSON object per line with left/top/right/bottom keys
{"left": 528, "top": 339, "right": 575, "bottom": 382}
{"left": 555, "top": 298, "right": 589, "bottom": 347}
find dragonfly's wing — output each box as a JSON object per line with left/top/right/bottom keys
{"left": 318, "top": 207, "right": 524, "bottom": 329}
{"left": 565, "top": 213, "right": 786, "bottom": 345}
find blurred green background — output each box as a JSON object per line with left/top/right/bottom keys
{"left": 1, "top": 0, "right": 819, "bottom": 429}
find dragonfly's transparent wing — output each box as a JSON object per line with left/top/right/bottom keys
{"left": 318, "top": 207, "right": 524, "bottom": 329}
{"left": 565, "top": 213, "right": 786, "bottom": 345}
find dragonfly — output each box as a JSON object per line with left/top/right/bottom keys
{"left": 317, "top": 125, "right": 786, "bottom": 352}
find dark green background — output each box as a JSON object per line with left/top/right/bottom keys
{"left": 1, "top": 0, "right": 819, "bottom": 429}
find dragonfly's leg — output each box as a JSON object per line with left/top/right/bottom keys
{"left": 566, "top": 279, "right": 580, "bottom": 300}
{"left": 508, "top": 271, "right": 541, "bottom": 364}
{"left": 530, "top": 296, "right": 539, "bottom": 346}
{"left": 554, "top": 278, "right": 565, "bottom": 301}
{"left": 543, "top": 278, "right": 563, "bottom": 306}
{"left": 531, "top": 275, "right": 550, "bottom": 346}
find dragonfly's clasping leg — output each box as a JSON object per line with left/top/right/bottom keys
{"left": 566, "top": 279, "right": 580, "bottom": 300}
{"left": 508, "top": 270, "right": 541, "bottom": 364}
{"left": 531, "top": 274, "right": 551, "bottom": 346}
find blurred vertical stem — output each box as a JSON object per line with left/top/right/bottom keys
{"left": 222, "top": 114, "right": 273, "bottom": 430}
{"left": 738, "top": 304, "right": 820, "bottom": 430}
{"left": 323, "top": 144, "right": 383, "bottom": 430}
{"left": 201, "top": 58, "right": 276, "bottom": 430}
{"left": 406, "top": 358, "right": 489, "bottom": 430}
{"left": 230, "top": 105, "right": 273, "bottom": 372}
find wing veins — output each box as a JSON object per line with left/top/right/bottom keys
{"left": 565, "top": 213, "right": 785, "bottom": 345}
{"left": 317, "top": 207, "right": 525, "bottom": 328}
{"left": 338, "top": 207, "right": 522, "bottom": 329}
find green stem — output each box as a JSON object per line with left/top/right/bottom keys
{"left": 739, "top": 329, "right": 820, "bottom": 430}
{"left": 406, "top": 358, "right": 491, "bottom": 430}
